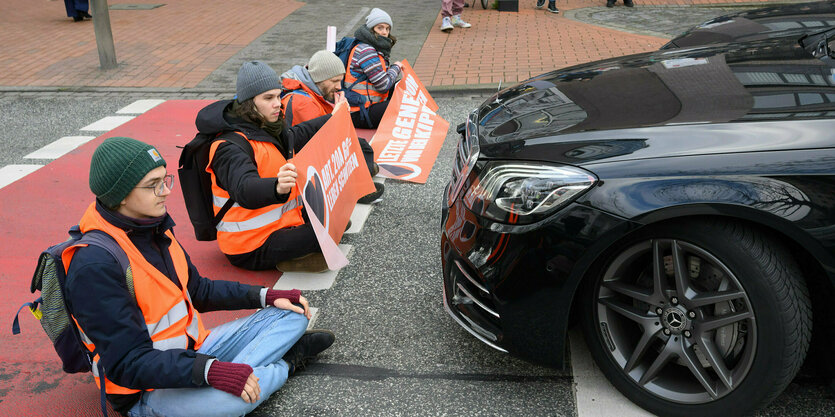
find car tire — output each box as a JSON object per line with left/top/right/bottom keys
{"left": 579, "top": 219, "right": 812, "bottom": 417}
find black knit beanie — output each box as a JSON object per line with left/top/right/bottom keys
{"left": 89, "top": 137, "right": 167, "bottom": 209}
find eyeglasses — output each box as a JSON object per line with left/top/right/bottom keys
{"left": 136, "top": 174, "right": 175, "bottom": 196}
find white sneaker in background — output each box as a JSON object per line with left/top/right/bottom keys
{"left": 451, "top": 15, "right": 472, "bottom": 28}
{"left": 441, "top": 16, "right": 453, "bottom": 32}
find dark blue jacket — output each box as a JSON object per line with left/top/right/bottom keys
{"left": 65, "top": 202, "right": 263, "bottom": 414}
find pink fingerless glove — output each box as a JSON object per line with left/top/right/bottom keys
{"left": 266, "top": 289, "right": 301, "bottom": 306}
{"left": 207, "top": 361, "right": 253, "bottom": 397}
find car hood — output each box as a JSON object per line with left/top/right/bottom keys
{"left": 666, "top": 1, "right": 835, "bottom": 49}
{"left": 474, "top": 36, "right": 835, "bottom": 163}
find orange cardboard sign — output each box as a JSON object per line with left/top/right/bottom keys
{"left": 294, "top": 104, "right": 376, "bottom": 270}
{"left": 372, "top": 60, "right": 449, "bottom": 183}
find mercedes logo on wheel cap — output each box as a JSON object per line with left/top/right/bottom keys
{"left": 663, "top": 308, "right": 688, "bottom": 332}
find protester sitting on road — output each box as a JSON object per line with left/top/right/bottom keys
{"left": 194, "top": 61, "right": 336, "bottom": 272}
{"left": 536, "top": 0, "right": 561, "bottom": 13}
{"left": 346, "top": 8, "right": 402, "bottom": 127}
{"left": 280, "top": 50, "right": 385, "bottom": 204}
{"left": 65, "top": 136, "right": 334, "bottom": 416}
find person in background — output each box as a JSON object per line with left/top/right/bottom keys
{"left": 65, "top": 136, "right": 334, "bottom": 416}
{"left": 64, "top": 0, "right": 91, "bottom": 21}
{"left": 536, "top": 0, "right": 561, "bottom": 13}
{"left": 606, "top": 0, "right": 634, "bottom": 8}
{"left": 440, "top": 0, "right": 472, "bottom": 32}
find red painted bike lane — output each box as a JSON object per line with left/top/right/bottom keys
{"left": 0, "top": 100, "right": 282, "bottom": 416}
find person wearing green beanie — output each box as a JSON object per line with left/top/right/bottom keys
{"left": 89, "top": 136, "right": 168, "bottom": 210}
{"left": 63, "top": 136, "right": 334, "bottom": 416}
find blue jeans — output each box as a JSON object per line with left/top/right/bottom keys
{"left": 127, "top": 307, "right": 308, "bottom": 417}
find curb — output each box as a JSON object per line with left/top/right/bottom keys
{"left": 0, "top": 84, "right": 501, "bottom": 98}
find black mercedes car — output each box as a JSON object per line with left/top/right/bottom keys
{"left": 662, "top": 0, "right": 835, "bottom": 49}
{"left": 441, "top": 29, "right": 835, "bottom": 417}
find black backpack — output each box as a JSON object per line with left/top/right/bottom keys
{"left": 12, "top": 225, "right": 131, "bottom": 416}
{"left": 177, "top": 131, "right": 254, "bottom": 241}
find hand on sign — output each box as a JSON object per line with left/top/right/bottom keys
{"left": 332, "top": 96, "right": 349, "bottom": 115}
{"left": 276, "top": 163, "right": 297, "bottom": 195}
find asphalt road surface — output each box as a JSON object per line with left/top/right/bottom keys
{"left": 1, "top": 92, "right": 833, "bottom": 416}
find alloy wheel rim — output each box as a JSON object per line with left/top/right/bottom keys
{"left": 595, "top": 238, "right": 756, "bottom": 404}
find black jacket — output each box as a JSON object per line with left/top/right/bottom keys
{"left": 195, "top": 99, "right": 330, "bottom": 209}
{"left": 65, "top": 202, "right": 264, "bottom": 414}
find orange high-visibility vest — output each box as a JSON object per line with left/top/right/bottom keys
{"left": 345, "top": 45, "right": 389, "bottom": 111}
{"left": 206, "top": 132, "right": 305, "bottom": 255}
{"left": 280, "top": 80, "right": 330, "bottom": 127}
{"left": 63, "top": 203, "right": 211, "bottom": 395}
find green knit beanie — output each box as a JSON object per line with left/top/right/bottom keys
{"left": 89, "top": 137, "right": 167, "bottom": 209}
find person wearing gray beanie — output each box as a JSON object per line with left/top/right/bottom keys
{"left": 345, "top": 7, "right": 402, "bottom": 131}
{"left": 280, "top": 50, "right": 385, "bottom": 204}
{"left": 189, "top": 60, "right": 337, "bottom": 272}
{"left": 64, "top": 136, "right": 333, "bottom": 415}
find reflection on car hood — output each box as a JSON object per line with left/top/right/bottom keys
{"left": 476, "top": 36, "right": 835, "bottom": 158}
{"left": 668, "top": 1, "right": 835, "bottom": 48}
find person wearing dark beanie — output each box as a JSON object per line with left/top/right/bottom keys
{"left": 193, "top": 61, "right": 338, "bottom": 272}
{"left": 64, "top": 136, "right": 335, "bottom": 416}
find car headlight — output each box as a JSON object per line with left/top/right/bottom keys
{"left": 462, "top": 162, "right": 596, "bottom": 224}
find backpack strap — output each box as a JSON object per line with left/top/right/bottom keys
{"left": 78, "top": 231, "right": 133, "bottom": 298}
{"left": 285, "top": 96, "right": 294, "bottom": 128}
{"left": 212, "top": 132, "right": 256, "bottom": 227}
{"left": 70, "top": 230, "right": 130, "bottom": 417}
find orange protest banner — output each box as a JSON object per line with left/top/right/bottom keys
{"left": 372, "top": 60, "right": 449, "bottom": 183}
{"left": 294, "top": 104, "right": 376, "bottom": 270}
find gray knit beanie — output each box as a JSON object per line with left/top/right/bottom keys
{"left": 89, "top": 137, "right": 167, "bottom": 209}
{"left": 308, "top": 50, "right": 346, "bottom": 83}
{"left": 236, "top": 61, "right": 281, "bottom": 103}
{"left": 365, "top": 8, "right": 392, "bottom": 29}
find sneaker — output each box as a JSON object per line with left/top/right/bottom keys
{"left": 451, "top": 15, "right": 471, "bottom": 28}
{"left": 283, "top": 329, "right": 335, "bottom": 376}
{"left": 547, "top": 3, "right": 560, "bottom": 13}
{"left": 358, "top": 182, "right": 384, "bottom": 204}
{"left": 276, "top": 252, "right": 328, "bottom": 273}
{"left": 440, "top": 16, "right": 453, "bottom": 32}
{"left": 536, "top": 0, "right": 546, "bottom": 8}
{"left": 606, "top": 0, "right": 615, "bottom": 7}
{"left": 624, "top": 0, "right": 634, "bottom": 7}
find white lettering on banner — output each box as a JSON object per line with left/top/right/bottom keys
{"left": 378, "top": 140, "right": 409, "bottom": 162}
{"left": 323, "top": 137, "right": 361, "bottom": 212}
{"left": 383, "top": 81, "right": 438, "bottom": 163}
{"left": 404, "top": 74, "right": 418, "bottom": 97}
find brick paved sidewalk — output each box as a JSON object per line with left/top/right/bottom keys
{"left": 0, "top": 0, "right": 788, "bottom": 91}
{"left": 0, "top": 0, "right": 302, "bottom": 88}
{"left": 413, "top": 0, "right": 780, "bottom": 88}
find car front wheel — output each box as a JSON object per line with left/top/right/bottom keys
{"left": 580, "top": 220, "right": 812, "bottom": 417}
